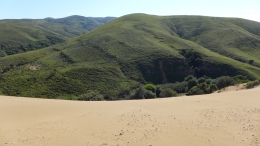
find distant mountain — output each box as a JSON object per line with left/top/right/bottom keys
{"left": 0, "top": 16, "right": 115, "bottom": 56}
{"left": 0, "top": 14, "right": 260, "bottom": 98}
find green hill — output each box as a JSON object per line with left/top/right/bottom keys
{"left": 0, "top": 16, "right": 115, "bottom": 56}
{"left": 0, "top": 14, "right": 260, "bottom": 99}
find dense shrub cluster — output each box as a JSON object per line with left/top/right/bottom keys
{"left": 185, "top": 76, "right": 219, "bottom": 95}
{"left": 158, "top": 81, "right": 187, "bottom": 93}
{"left": 75, "top": 74, "right": 252, "bottom": 101}
{"left": 0, "top": 36, "right": 64, "bottom": 56}
{"left": 158, "top": 75, "right": 240, "bottom": 96}
{"left": 159, "top": 88, "right": 177, "bottom": 97}
{"left": 124, "top": 84, "right": 179, "bottom": 100}
{"left": 233, "top": 75, "right": 249, "bottom": 83}
{"left": 214, "top": 76, "right": 235, "bottom": 89}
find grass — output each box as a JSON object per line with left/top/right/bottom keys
{"left": 0, "top": 13, "right": 260, "bottom": 99}
{"left": 246, "top": 80, "right": 260, "bottom": 89}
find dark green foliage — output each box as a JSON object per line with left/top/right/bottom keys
{"left": 233, "top": 75, "right": 249, "bottom": 83}
{"left": 184, "top": 75, "right": 196, "bottom": 82}
{"left": 198, "top": 77, "right": 206, "bottom": 84}
{"left": 187, "top": 79, "right": 198, "bottom": 91}
{"left": 156, "top": 86, "right": 163, "bottom": 97}
{"left": 203, "top": 83, "right": 218, "bottom": 94}
{"left": 206, "top": 79, "right": 212, "bottom": 84}
{"left": 246, "top": 80, "right": 260, "bottom": 89}
{"left": 128, "top": 87, "right": 156, "bottom": 99}
{"left": 144, "top": 90, "right": 157, "bottom": 99}
{"left": 180, "top": 49, "right": 204, "bottom": 67}
{"left": 1, "top": 37, "right": 65, "bottom": 56}
{"left": 159, "top": 88, "right": 177, "bottom": 98}
{"left": 171, "top": 81, "right": 188, "bottom": 93}
{"left": 248, "top": 60, "right": 254, "bottom": 65}
{"left": 158, "top": 81, "right": 188, "bottom": 93}
{"left": 59, "top": 52, "right": 75, "bottom": 64}
{"left": 186, "top": 76, "right": 219, "bottom": 95}
{"left": 209, "top": 84, "right": 218, "bottom": 92}
{"left": 128, "top": 87, "right": 145, "bottom": 99}
{"left": 198, "top": 82, "right": 208, "bottom": 91}
{"left": 215, "top": 76, "right": 235, "bottom": 89}
{"left": 180, "top": 49, "right": 207, "bottom": 77}
{"left": 144, "top": 83, "right": 156, "bottom": 92}
{"left": 188, "top": 86, "right": 203, "bottom": 95}
{"left": 0, "top": 50, "right": 6, "bottom": 57}
{"left": 77, "top": 90, "right": 104, "bottom": 101}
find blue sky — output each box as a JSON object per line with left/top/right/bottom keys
{"left": 1, "top": 0, "right": 260, "bottom": 22}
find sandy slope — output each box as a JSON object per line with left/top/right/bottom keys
{"left": 1, "top": 88, "right": 260, "bottom": 146}
{"left": 214, "top": 83, "right": 246, "bottom": 93}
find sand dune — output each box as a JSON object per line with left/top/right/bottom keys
{"left": 1, "top": 87, "right": 260, "bottom": 146}
{"left": 214, "top": 83, "right": 246, "bottom": 93}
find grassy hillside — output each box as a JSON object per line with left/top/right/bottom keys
{"left": 166, "top": 16, "right": 260, "bottom": 67}
{"left": 0, "top": 16, "right": 115, "bottom": 56}
{"left": 0, "top": 14, "right": 260, "bottom": 99}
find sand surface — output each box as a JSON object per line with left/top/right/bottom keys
{"left": 1, "top": 88, "right": 260, "bottom": 146}
{"left": 214, "top": 83, "right": 246, "bottom": 93}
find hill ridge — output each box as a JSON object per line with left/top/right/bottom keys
{"left": 0, "top": 13, "right": 260, "bottom": 98}
{"left": 0, "top": 16, "right": 116, "bottom": 56}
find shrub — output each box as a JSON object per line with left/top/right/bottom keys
{"left": 198, "top": 77, "right": 206, "bottom": 84}
{"left": 215, "top": 76, "right": 235, "bottom": 89}
{"left": 144, "top": 84, "right": 156, "bottom": 93}
{"left": 188, "top": 86, "right": 204, "bottom": 95}
{"left": 196, "top": 83, "right": 218, "bottom": 94}
{"left": 209, "top": 84, "right": 219, "bottom": 92}
{"left": 77, "top": 90, "right": 104, "bottom": 101}
{"left": 159, "top": 88, "right": 177, "bottom": 98}
{"left": 187, "top": 78, "right": 198, "bottom": 91}
{"left": 129, "top": 87, "right": 156, "bottom": 99}
{"left": 0, "top": 50, "right": 6, "bottom": 57}
{"left": 206, "top": 79, "right": 212, "bottom": 84}
{"left": 248, "top": 60, "right": 254, "bottom": 65}
{"left": 203, "top": 87, "right": 211, "bottom": 94}
{"left": 198, "top": 82, "right": 207, "bottom": 91}
{"left": 156, "top": 86, "right": 162, "bottom": 97}
{"left": 246, "top": 80, "right": 260, "bottom": 89}
{"left": 144, "top": 90, "right": 156, "bottom": 99}
{"left": 184, "top": 75, "right": 196, "bottom": 82}
{"left": 158, "top": 81, "right": 188, "bottom": 93}
{"left": 233, "top": 75, "right": 248, "bottom": 83}
{"left": 171, "top": 81, "right": 188, "bottom": 93}
{"left": 129, "top": 87, "right": 146, "bottom": 99}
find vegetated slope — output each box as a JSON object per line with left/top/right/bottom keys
{"left": 168, "top": 16, "right": 260, "bottom": 67}
{"left": 0, "top": 13, "right": 260, "bottom": 99}
{"left": 0, "top": 16, "right": 115, "bottom": 56}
